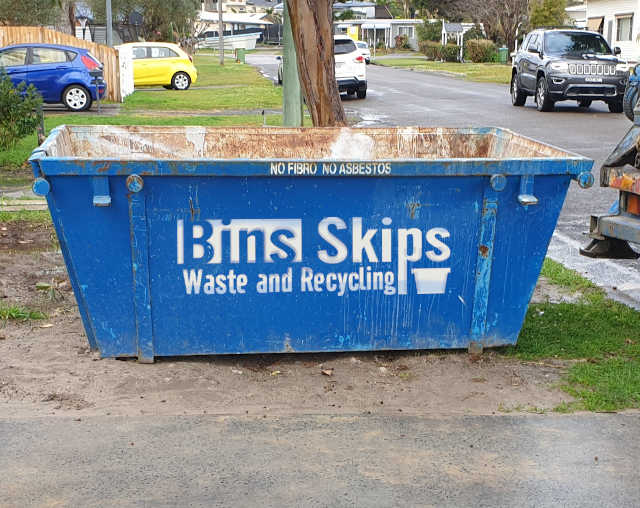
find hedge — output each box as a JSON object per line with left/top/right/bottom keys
{"left": 464, "top": 39, "right": 497, "bottom": 63}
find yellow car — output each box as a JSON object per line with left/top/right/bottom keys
{"left": 122, "top": 42, "right": 197, "bottom": 90}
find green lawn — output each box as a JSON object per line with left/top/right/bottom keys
{"left": 123, "top": 57, "right": 282, "bottom": 111}
{"left": 373, "top": 58, "right": 512, "bottom": 84}
{"left": 506, "top": 259, "right": 640, "bottom": 412}
{"left": 192, "top": 55, "right": 269, "bottom": 87}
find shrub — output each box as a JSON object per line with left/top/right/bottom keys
{"left": 464, "top": 39, "right": 497, "bottom": 63}
{"left": 394, "top": 34, "right": 410, "bottom": 49}
{"left": 463, "top": 23, "right": 486, "bottom": 43}
{"left": 419, "top": 40, "right": 442, "bottom": 60}
{"left": 417, "top": 20, "right": 442, "bottom": 42}
{"left": 0, "top": 71, "right": 42, "bottom": 150}
{"left": 442, "top": 44, "right": 460, "bottom": 62}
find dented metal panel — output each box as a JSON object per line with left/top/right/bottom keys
{"left": 29, "top": 126, "right": 592, "bottom": 361}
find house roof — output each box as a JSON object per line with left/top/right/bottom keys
{"left": 246, "top": 0, "right": 278, "bottom": 7}
{"left": 198, "top": 12, "right": 273, "bottom": 25}
{"left": 333, "top": 1, "right": 376, "bottom": 9}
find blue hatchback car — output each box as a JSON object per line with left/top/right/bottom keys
{"left": 0, "top": 43, "right": 107, "bottom": 111}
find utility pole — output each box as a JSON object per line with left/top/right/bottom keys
{"left": 282, "top": 1, "right": 303, "bottom": 126}
{"left": 106, "top": 0, "right": 113, "bottom": 46}
{"left": 218, "top": 0, "right": 224, "bottom": 65}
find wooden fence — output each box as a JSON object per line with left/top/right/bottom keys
{"left": 0, "top": 26, "right": 121, "bottom": 101}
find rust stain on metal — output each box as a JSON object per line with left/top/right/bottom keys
{"left": 56, "top": 126, "right": 568, "bottom": 161}
{"left": 408, "top": 202, "right": 420, "bottom": 219}
{"left": 479, "top": 245, "right": 489, "bottom": 257}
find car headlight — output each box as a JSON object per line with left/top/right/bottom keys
{"left": 617, "top": 62, "right": 630, "bottom": 74}
{"left": 549, "top": 62, "right": 568, "bottom": 73}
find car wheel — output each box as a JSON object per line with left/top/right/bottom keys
{"left": 171, "top": 72, "right": 191, "bottom": 90}
{"left": 356, "top": 88, "right": 367, "bottom": 99}
{"left": 578, "top": 99, "right": 592, "bottom": 108}
{"left": 510, "top": 74, "right": 526, "bottom": 106}
{"left": 63, "top": 85, "right": 92, "bottom": 112}
{"left": 163, "top": 85, "right": 174, "bottom": 90}
{"left": 608, "top": 100, "right": 624, "bottom": 113}
{"left": 536, "top": 77, "right": 554, "bottom": 112}
{"left": 623, "top": 85, "right": 638, "bottom": 121}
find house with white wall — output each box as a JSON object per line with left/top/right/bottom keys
{"left": 584, "top": 0, "right": 640, "bottom": 61}
{"left": 565, "top": 1, "right": 587, "bottom": 27}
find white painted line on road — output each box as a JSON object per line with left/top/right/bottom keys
{"left": 548, "top": 231, "right": 640, "bottom": 308}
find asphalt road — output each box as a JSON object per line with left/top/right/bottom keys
{"left": 249, "top": 54, "right": 640, "bottom": 308}
{"left": 2, "top": 414, "right": 639, "bottom": 507}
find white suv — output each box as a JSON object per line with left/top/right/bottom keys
{"left": 276, "top": 35, "right": 367, "bottom": 99}
{"left": 334, "top": 35, "right": 367, "bottom": 98}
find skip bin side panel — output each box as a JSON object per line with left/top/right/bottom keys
{"left": 46, "top": 175, "right": 138, "bottom": 356}
{"left": 485, "top": 174, "right": 572, "bottom": 342}
{"left": 145, "top": 175, "right": 484, "bottom": 356}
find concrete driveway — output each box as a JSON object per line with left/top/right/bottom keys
{"left": 2, "top": 414, "right": 639, "bottom": 507}
{"left": 248, "top": 54, "right": 640, "bottom": 308}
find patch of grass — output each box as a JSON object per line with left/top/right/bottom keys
{"left": 540, "top": 258, "right": 597, "bottom": 293}
{"left": 510, "top": 299, "right": 640, "bottom": 361}
{"left": 44, "top": 113, "right": 286, "bottom": 128}
{"left": 502, "top": 258, "right": 640, "bottom": 411}
{"left": 552, "top": 401, "right": 582, "bottom": 413}
{"left": 124, "top": 59, "right": 281, "bottom": 111}
{"left": 123, "top": 84, "right": 282, "bottom": 112}
{"left": 373, "top": 59, "right": 511, "bottom": 84}
{"left": 0, "top": 209, "right": 51, "bottom": 224}
{"left": 564, "top": 357, "right": 640, "bottom": 411}
{"left": 0, "top": 304, "right": 46, "bottom": 321}
{"left": 192, "top": 57, "right": 268, "bottom": 87}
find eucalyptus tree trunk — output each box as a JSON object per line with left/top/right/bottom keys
{"left": 286, "top": 0, "right": 346, "bottom": 127}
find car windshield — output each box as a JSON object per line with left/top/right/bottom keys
{"left": 335, "top": 39, "right": 357, "bottom": 55}
{"left": 544, "top": 32, "right": 612, "bottom": 56}
{"left": 357, "top": 42, "right": 367, "bottom": 48}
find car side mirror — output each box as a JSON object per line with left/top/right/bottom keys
{"left": 614, "top": 46, "right": 622, "bottom": 55}
{"left": 275, "top": 56, "right": 282, "bottom": 61}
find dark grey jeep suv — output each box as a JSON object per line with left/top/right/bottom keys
{"left": 511, "top": 29, "right": 628, "bottom": 112}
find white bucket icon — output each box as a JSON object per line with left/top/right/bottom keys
{"left": 411, "top": 268, "right": 451, "bottom": 295}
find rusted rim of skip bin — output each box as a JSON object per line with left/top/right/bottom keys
{"left": 30, "top": 125, "right": 593, "bottom": 178}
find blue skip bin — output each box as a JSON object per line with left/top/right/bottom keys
{"left": 30, "top": 126, "right": 593, "bottom": 362}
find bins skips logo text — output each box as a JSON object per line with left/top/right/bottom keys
{"left": 176, "top": 217, "right": 452, "bottom": 296}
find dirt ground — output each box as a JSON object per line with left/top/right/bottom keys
{"left": 0, "top": 221, "right": 576, "bottom": 419}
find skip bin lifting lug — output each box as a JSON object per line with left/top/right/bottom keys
{"left": 518, "top": 175, "right": 538, "bottom": 206}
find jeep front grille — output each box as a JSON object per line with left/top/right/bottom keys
{"left": 568, "top": 63, "right": 617, "bottom": 76}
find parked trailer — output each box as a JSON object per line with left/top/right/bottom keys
{"left": 30, "top": 126, "right": 592, "bottom": 362}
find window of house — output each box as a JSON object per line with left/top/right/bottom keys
{"left": 398, "top": 26, "right": 414, "bottom": 38}
{"left": 616, "top": 14, "right": 633, "bottom": 41}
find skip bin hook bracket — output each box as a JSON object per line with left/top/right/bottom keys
{"left": 92, "top": 177, "right": 111, "bottom": 207}
{"left": 518, "top": 175, "right": 538, "bottom": 206}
